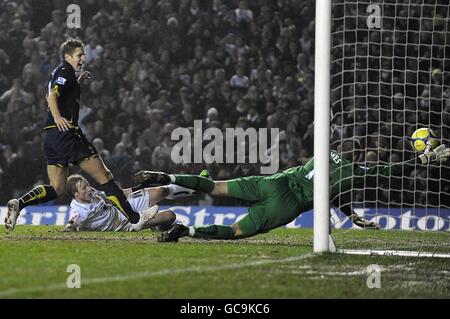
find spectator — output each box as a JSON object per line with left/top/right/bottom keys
{"left": 84, "top": 36, "right": 103, "bottom": 65}
{"left": 92, "top": 138, "right": 111, "bottom": 161}
{"left": 230, "top": 64, "right": 249, "bottom": 90}
{"left": 234, "top": 1, "right": 253, "bottom": 25}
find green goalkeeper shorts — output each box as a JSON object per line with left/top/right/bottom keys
{"left": 227, "top": 173, "right": 304, "bottom": 237}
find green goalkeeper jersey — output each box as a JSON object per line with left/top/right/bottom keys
{"left": 281, "top": 150, "right": 416, "bottom": 206}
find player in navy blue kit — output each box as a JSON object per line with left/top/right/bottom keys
{"left": 4, "top": 39, "right": 156, "bottom": 232}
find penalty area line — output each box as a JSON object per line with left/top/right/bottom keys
{"left": 0, "top": 253, "right": 315, "bottom": 297}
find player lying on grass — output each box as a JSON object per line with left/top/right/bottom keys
{"left": 64, "top": 174, "right": 196, "bottom": 232}
{"left": 133, "top": 139, "right": 450, "bottom": 242}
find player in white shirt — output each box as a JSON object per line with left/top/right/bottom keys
{"left": 65, "top": 174, "right": 196, "bottom": 232}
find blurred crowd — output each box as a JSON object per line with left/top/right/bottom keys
{"left": 0, "top": 0, "right": 448, "bottom": 207}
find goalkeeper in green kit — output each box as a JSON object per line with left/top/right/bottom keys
{"left": 134, "top": 139, "right": 450, "bottom": 242}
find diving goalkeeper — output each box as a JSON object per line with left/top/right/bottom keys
{"left": 133, "top": 139, "right": 450, "bottom": 242}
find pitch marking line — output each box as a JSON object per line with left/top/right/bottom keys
{"left": 0, "top": 253, "right": 315, "bottom": 297}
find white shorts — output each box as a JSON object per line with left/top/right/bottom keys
{"left": 127, "top": 189, "right": 150, "bottom": 214}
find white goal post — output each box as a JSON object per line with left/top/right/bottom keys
{"left": 314, "top": 0, "right": 332, "bottom": 253}
{"left": 314, "top": 0, "right": 450, "bottom": 256}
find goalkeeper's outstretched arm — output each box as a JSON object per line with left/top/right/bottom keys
{"left": 357, "top": 144, "right": 450, "bottom": 179}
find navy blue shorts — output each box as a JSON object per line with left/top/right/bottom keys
{"left": 42, "top": 127, "right": 98, "bottom": 167}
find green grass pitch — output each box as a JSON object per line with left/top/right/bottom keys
{"left": 1, "top": 226, "right": 449, "bottom": 298}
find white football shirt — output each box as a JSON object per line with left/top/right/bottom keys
{"left": 68, "top": 189, "right": 149, "bottom": 231}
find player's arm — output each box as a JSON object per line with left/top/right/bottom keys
{"left": 339, "top": 203, "right": 380, "bottom": 229}
{"left": 77, "top": 70, "right": 92, "bottom": 83}
{"left": 47, "top": 89, "right": 71, "bottom": 131}
{"left": 64, "top": 211, "right": 82, "bottom": 232}
{"left": 332, "top": 193, "right": 380, "bottom": 229}
{"left": 356, "top": 144, "right": 450, "bottom": 178}
{"left": 357, "top": 158, "right": 414, "bottom": 177}
{"left": 64, "top": 219, "right": 80, "bottom": 232}
{"left": 64, "top": 207, "right": 89, "bottom": 232}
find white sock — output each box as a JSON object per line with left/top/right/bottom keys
{"left": 166, "top": 184, "right": 197, "bottom": 199}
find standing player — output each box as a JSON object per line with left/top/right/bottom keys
{"left": 134, "top": 139, "right": 450, "bottom": 242}
{"left": 4, "top": 40, "right": 155, "bottom": 232}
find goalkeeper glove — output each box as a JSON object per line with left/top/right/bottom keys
{"left": 350, "top": 213, "right": 380, "bottom": 229}
{"left": 418, "top": 144, "right": 450, "bottom": 164}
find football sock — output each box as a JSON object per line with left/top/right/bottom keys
{"left": 192, "top": 225, "right": 234, "bottom": 240}
{"left": 171, "top": 175, "right": 215, "bottom": 193}
{"left": 18, "top": 185, "right": 58, "bottom": 210}
{"left": 130, "top": 182, "right": 148, "bottom": 193}
{"left": 166, "top": 184, "right": 197, "bottom": 199}
{"left": 100, "top": 179, "right": 140, "bottom": 223}
{"left": 130, "top": 173, "right": 171, "bottom": 192}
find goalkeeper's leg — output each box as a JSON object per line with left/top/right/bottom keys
{"left": 146, "top": 209, "right": 177, "bottom": 231}
{"left": 161, "top": 174, "right": 220, "bottom": 194}
{"left": 190, "top": 216, "right": 259, "bottom": 240}
{"left": 158, "top": 218, "right": 258, "bottom": 242}
{"left": 134, "top": 171, "right": 262, "bottom": 200}
{"left": 158, "top": 203, "right": 267, "bottom": 242}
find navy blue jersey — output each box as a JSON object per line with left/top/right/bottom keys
{"left": 45, "top": 60, "right": 80, "bottom": 127}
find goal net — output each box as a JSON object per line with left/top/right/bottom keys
{"left": 329, "top": 0, "right": 450, "bottom": 257}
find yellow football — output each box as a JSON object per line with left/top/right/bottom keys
{"left": 411, "top": 128, "right": 439, "bottom": 152}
